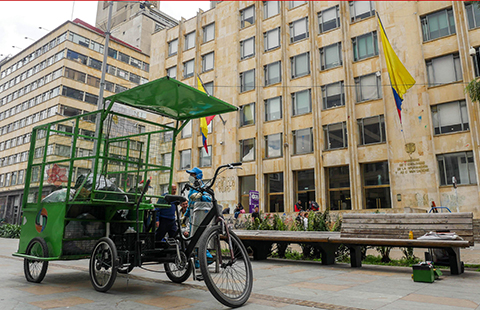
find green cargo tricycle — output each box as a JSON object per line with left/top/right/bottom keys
{"left": 13, "top": 77, "right": 253, "bottom": 307}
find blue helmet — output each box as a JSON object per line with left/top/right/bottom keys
{"left": 186, "top": 167, "right": 203, "bottom": 180}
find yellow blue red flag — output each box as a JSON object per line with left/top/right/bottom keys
{"left": 377, "top": 14, "right": 416, "bottom": 123}
{"left": 197, "top": 76, "right": 215, "bottom": 154}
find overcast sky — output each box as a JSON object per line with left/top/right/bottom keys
{"left": 0, "top": 1, "right": 210, "bottom": 58}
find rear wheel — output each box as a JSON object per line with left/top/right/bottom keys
{"left": 199, "top": 225, "right": 253, "bottom": 307}
{"left": 24, "top": 237, "right": 49, "bottom": 283}
{"left": 164, "top": 252, "right": 192, "bottom": 283}
{"left": 89, "top": 237, "right": 118, "bottom": 292}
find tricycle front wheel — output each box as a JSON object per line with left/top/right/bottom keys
{"left": 24, "top": 237, "right": 49, "bottom": 283}
{"left": 89, "top": 237, "right": 118, "bottom": 292}
{"left": 164, "top": 251, "right": 192, "bottom": 283}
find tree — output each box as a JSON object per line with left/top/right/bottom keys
{"left": 465, "top": 79, "right": 480, "bottom": 103}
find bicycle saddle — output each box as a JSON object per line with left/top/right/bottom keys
{"left": 164, "top": 194, "right": 187, "bottom": 204}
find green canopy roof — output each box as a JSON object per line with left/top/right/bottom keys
{"left": 104, "top": 77, "right": 237, "bottom": 121}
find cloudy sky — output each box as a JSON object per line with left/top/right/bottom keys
{"left": 0, "top": 1, "right": 210, "bottom": 57}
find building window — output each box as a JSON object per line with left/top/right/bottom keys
{"left": 240, "top": 175, "right": 256, "bottom": 211}
{"left": 167, "top": 66, "right": 177, "bottom": 79}
{"left": 292, "top": 89, "right": 311, "bottom": 116}
{"left": 363, "top": 161, "right": 391, "bottom": 209}
{"left": 202, "top": 52, "right": 214, "bottom": 72}
{"left": 290, "top": 17, "right": 309, "bottom": 43}
{"left": 432, "top": 100, "right": 469, "bottom": 135}
{"left": 352, "top": 31, "right": 378, "bottom": 61}
{"left": 168, "top": 39, "right": 178, "bottom": 56}
{"left": 62, "top": 86, "right": 84, "bottom": 101}
{"left": 295, "top": 170, "right": 315, "bottom": 209}
{"left": 183, "top": 59, "right": 195, "bottom": 79}
{"left": 66, "top": 50, "right": 88, "bottom": 65}
{"left": 266, "top": 173, "right": 284, "bottom": 212}
{"left": 421, "top": 8, "right": 455, "bottom": 42}
{"left": 289, "top": 1, "right": 306, "bottom": 9}
{"left": 240, "top": 138, "right": 255, "bottom": 162}
{"left": 327, "top": 166, "right": 351, "bottom": 210}
{"left": 466, "top": 2, "right": 480, "bottom": 30}
{"left": 180, "top": 149, "right": 191, "bottom": 170}
{"left": 184, "top": 31, "right": 196, "bottom": 50}
{"left": 473, "top": 47, "right": 480, "bottom": 78}
{"left": 355, "top": 73, "right": 382, "bottom": 102}
{"left": 199, "top": 146, "right": 212, "bottom": 167}
{"left": 324, "top": 122, "right": 347, "bottom": 150}
{"left": 426, "top": 53, "right": 462, "bottom": 86}
{"left": 240, "top": 103, "right": 255, "bottom": 127}
{"left": 319, "top": 5, "right": 340, "bottom": 33}
{"left": 163, "top": 122, "right": 174, "bottom": 142}
{"left": 349, "top": 1, "right": 375, "bottom": 22}
{"left": 322, "top": 81, "right": 344, "bottom": 109}
{"left": 291, "top": 52, "right": 310, "bottom": 78}
{"left": 204, "top": 81, "right": 214, "bottom": 96}
{"left": 265, "top": 133, "right": 282, "bottom": 158}
{"left": 358, "top": 115, "right": 386, "bottom": 145}
{"left": 264, "top": 28, "right": 280, "bottom": 51}
{"left": 240, "top": 37, "right": 255, "bottom": 60}
{"left": 203, "top": 23, "right": 215, "bottom": 42}
{"left": 240, "top": 69, "right": 255, "bottom": 92}
{"left": 265, "top": 96, "right": 282, "bottom": 121}
{"left": 181, "top": 121, "right": 192, "bottom": 138}
{"left": 264, "top": 1, "right": 279, "bottom": 19}
{"left": 437, "top": 151, "right": 476, "bottom": 186}
{"left": 241, "top": 5, "right": 255, "bottom": 28}
{"left": 320, "top": 42, "right": 342, "bottom": 70}
{"left": 293, "top": 128, "right": 313, "bottom": 155}
{"left": 264, "top": 61, "right": 281, "bottom": 86}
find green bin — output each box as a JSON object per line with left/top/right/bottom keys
{"left": 412, "top": 263, "right": 435, "bottom": 283}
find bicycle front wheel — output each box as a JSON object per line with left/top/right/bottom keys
{"left": 198, "top": 225, "right": 253, "bottom": 308}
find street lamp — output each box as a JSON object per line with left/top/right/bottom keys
{"left": 38, "top": 26, "right": 50, "bottom": 32}
{"left": 12, "top": 46, "right": 22, "bottom": 50}
{"left": 25, "top": 37, "right": 36, "bottom": 42}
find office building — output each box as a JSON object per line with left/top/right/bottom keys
{"left": 149, "top": 1, "right": 480, "bottom": 217}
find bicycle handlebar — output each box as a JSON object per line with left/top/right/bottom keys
{"left": 180, "top": 162, "right": 242, "bottom": 196}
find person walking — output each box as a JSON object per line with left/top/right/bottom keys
{"left": 155, "top": 184, "right": 178, "bottom": 241}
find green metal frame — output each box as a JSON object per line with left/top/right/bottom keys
{"left": 15, "top": 77, "right": 238, "bottom": 261}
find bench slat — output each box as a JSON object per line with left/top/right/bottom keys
{"left": 342, "top": 218, "right": 474, "bottom": 225}
{"left": 329, "top": 237, "right": 470, "bottom": 247}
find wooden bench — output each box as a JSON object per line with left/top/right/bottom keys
{"left": 331, "top": 212, "right": 473, "bottom": 275}
{"left": 235, "top": 212, "right": 474, "bottom": 275}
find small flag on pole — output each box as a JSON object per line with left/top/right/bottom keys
{"left": 197, "top": 75, "right": 215, "bottom": 154}
{"left": 377, "top": 14, "right": 416, "bottom": 123}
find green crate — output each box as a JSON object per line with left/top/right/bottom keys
{"left": 412, "top": 264, "right": 435, "bottom": 283}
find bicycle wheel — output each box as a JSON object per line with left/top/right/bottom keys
{"left": 24, "top": 237, "right": 49, "bottom": 283}
{"left": 199, "top": 225, "right": 253, "bottom": 308}
{"left": 164, "top": 252, "right": 192, "bottom": 283}
{"left": 89, "top": 237, "right": 118, "bottom": 292}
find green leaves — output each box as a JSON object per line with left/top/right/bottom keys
{"left": 465, "top": 79, "right": 480, "bottom": 103}
{"left": 0, "top": 223, "right": 21, "bottom": 238}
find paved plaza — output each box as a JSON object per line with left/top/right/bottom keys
{"left": 1, "top": 238, "right": 479, "bottom": 310}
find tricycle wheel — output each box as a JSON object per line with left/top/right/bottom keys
{"left": 199, "top": 226, "right": 253, "bottom": 307}
{"left": 89, "top": 237, "right": 118, "bottom": 292}
{"left": 24, "top": 237, "right": 49, "bottom": 283}
{"left": 164, "top": 252, "right": 192, "bottom": 283}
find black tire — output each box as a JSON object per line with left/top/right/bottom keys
{"left": 24, "top": 237, "right": 49, "bottom": 283}
{"left": 164, "top": 252, "right": 193, "bottom": 283}
{"left": 89, "top": 237, "right": 118, "bottom": 292}
{"left": 199, "top": 226, "right": 253, "bottom": 308}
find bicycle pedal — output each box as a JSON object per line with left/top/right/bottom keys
{"left": 166, "top": 238, "right": 177, "bottom": 246}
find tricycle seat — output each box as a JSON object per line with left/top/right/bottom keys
{"left": 164, "top": 195, "right": 187, "bottom": 204}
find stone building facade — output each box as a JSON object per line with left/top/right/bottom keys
{"left": 149, "top": 1, "right": 480, "bottom": 217}
{"left": 0, "top": 19, "right": 150, "bottom": 224}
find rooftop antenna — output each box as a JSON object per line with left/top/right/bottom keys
{"left": 71, "top": 1, "right": 75, "bottom": 21}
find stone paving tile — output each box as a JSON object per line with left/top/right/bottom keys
{"left": 290, "top": 282, "right": 352, "bottom": 292}
{"left": 29, "top": 296, "right": 94, "bottom": 309}
{"left": 402, "top": 294, "right": 478, "bottom": 309}
{"left": 19, "top": 284, "right": 79, "bottom": 295}
{"left": 249, "top": 297, "right": 290, "bottom": 308}
{"left": 378, "top": 299, "right": 478, "bottom": 310}
{"left": 135, "top": 295, "right": 202, "bottom": 308}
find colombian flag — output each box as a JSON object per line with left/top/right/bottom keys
{"left": 377, "top": 14, "right": 416, "bottom": 123}
{"left": 198, "top": 76, "right": 215, "bottom": 154}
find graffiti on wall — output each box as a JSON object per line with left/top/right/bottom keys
{"left": 440, "top": 193, "right": 466, "bottom": 211}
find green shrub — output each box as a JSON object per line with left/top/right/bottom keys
{"left": 0, "top": 223, "right": 21, "bottom": 238}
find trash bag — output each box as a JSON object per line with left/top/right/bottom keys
{"left": 42, "top": 188, "right": 75, "bottom": 203}
{"left": 75, "top": 173, "right": 127, "bottom": 202}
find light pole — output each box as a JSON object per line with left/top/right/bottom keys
{"left": 25, "top": 37, "right": 36, "bottom": 42}
{"left": 38, "top": 26, "right": 51, "bottom": 32}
